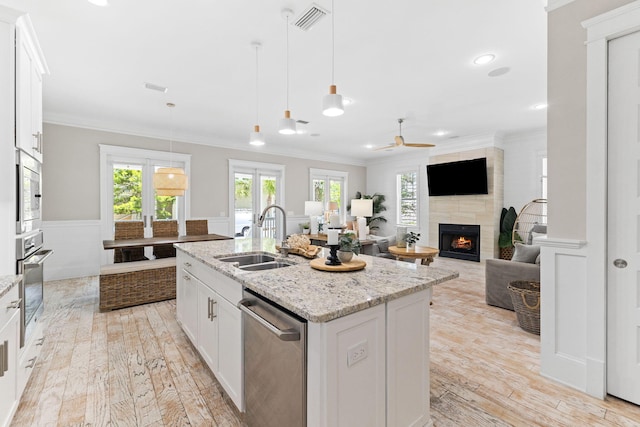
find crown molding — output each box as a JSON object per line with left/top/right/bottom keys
{"left": 546, "top": 0, "right": 577, "bottom": 12}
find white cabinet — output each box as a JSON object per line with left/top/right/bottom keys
{"left": 0, "top": 285, "right": 21, "bottom": 427}
{"left": 15, "top": 15, "right": 46, "bottom": 162}
{"left": 17, "top": 319, "right": 44, "bottom": 397}
{"left": 307, "top": 288, "right": 432, "bottom": 427}
{"left": 175, "top": 252, "right": 243, "bottom": 411}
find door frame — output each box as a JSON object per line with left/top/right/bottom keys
{"left": 228, "top": 159, "right": 285, "bottom": 239}
{"left": 583, "top": 1, "right": 640, "bottom": 398}
{"left": 99, "top": 144, "right": 191, "bottom": 264}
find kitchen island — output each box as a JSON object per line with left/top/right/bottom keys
{"left": 174, "top": 238, "right": 458, "bottom": 427}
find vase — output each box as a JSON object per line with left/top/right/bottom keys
{"left": 337, "top": 250, "right": 353, "bottom": 263}
{"left": 396, "top": 226, "right": 407, "bottom": 248}
{"left": 406, "top": 242, "right": 415, "bottom": 251}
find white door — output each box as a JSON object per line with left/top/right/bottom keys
{"left": 230, "top": 161, "right": 284, "bottom": 240}
{"left": 607, "top": 30, "right": 640, "bottom": 405}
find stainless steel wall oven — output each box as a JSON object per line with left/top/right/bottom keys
{"left": 16, "top": 226, "right": 52, "bottom": 348}
{"left": 16, "top": 149, "right": 42, "bottom": 234}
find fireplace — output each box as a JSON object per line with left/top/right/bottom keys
{"left": 439, "top": 223, "right": 481, "bottom": 262}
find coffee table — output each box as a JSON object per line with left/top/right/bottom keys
{"left": 388, "top": 245, "right": 439, "bottom": 266}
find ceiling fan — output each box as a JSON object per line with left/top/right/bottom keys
{"left": 375, "top": 118, "right": 436, "bottom": 151}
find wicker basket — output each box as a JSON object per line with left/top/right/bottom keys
{"left": 152, "top": 220, "right": 178, "bottom": 258}
{"left": 507, "top": 280, "right": 540, "bottom": 335}
{"left": 500, "top": 246, "right": 514, "bottom": 260}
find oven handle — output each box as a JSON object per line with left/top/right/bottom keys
{"left": 238, "top": 299, "right": 300, "bottom": 341}
{"left": 24, "top": 249, "right": 54, "bottom": 268}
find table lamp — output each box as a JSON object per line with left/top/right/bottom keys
{"left": 351, "top": 199, "right": 373, "bottom": 241}
{"left": 304, "top": 201, "right": 324, "bottom": 234}
{"left": 326, "top": 201, "right": 340, "bottom": 228}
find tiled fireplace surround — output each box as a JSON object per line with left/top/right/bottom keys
{"left": 428, "top": 147, "right": 504, "bottom": 261}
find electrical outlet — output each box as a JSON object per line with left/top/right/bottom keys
{"left": 347, "top": 340, "right": 368, "bottom": 367}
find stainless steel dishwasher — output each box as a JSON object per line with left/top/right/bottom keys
{"left": 238, "top": 288, "right": 307, "bottom": 427}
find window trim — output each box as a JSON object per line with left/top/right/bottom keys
{"left": 396, "top": 168, "right": 420, "bottom": 227}
{"left": 309, "top": 168, "right": 348, "bottom": 223}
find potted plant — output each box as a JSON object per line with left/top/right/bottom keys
{"left": 337, "top": 234, "right": 361, "bottom": 263}
{"left": 404, "top": 231, "right": 421, "bottom": 250}
{"left": 299, "top": 222, "right": 310, "bottom": 234}
{"left": 499, "top": 206, "right": 520, "bottom": 259}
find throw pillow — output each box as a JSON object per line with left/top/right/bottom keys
{"left": 512, "top": 243, "right": 540, "bottom": 264}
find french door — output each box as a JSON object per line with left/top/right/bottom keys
{"left": 607, "top": 29, "right": 640, "bottom": 405}
{"left": 100, "top": 145, "right": 190, "bottom": 263}
{"left": 229, "top": 160, "right": 284, "bottom": 240}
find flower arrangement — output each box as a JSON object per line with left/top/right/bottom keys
{"left": 339, "top": 234, "right": 361, "bottom": 255}
{"left": 404, "top": 231, "right": 421, "bottom": 245}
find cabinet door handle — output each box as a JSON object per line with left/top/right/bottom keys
{"left": 210, "top": 298, "right": 217, "bottom": 320}
{"left": 25, "top": 356, "right": 37, "bottom": 369}
{"left": 183, "top": 275, "right": 191, "bottom": 281}
{"left": 0, "top": 342, "right": 3, "bottom": 377}
{"left": 36, "top": 337, "right": 45, "bottom": 346}
{"left": 184, "top": 262, "right": 192, "bottom": 268}
{"left": 7, "top": 298, "right": 22, "bottom": 309}
{"left": 207, "top": 297, "right": 212, "bottom": 320}
{"left": 2, "top": 340, "right": 8, "bottom": 373}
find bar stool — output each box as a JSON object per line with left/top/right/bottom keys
{"left": 152, "top": 220, "right": 178, "bottom": 258}
{"left": 114, "top": 221, "right": 147, "bottom": 263}
{"left": 186, "top": 219, "right": 208, "bottom": 236}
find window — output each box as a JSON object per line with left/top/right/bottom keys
{"left": 309, "top": 168, "right": 348, "bottom": 222}
{"left": 397, "top": 170, "right": 418, "bottom": 226}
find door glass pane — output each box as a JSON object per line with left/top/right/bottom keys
{"left": 153, "top": 166, "right": 177, "bottom": 220}
{"left": 113, "top": 164, "right": 142, "bottom": 221}
{"left": 234, "top": 172, "right": 253, "bottom": 237}
{"left": 260, "top": 175, "right": 277, "bottom": 238}
{"left": 329, "top": 179, "right": 342, "bottom": 213}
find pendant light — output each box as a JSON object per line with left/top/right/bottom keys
{"left": 249, "top": 42, "right": 265, "bottom": 146}
{"left": 322, "top": 0, "right": 344, "bottom": 117}
{"left": 278, "top": 8, "right": 297, "bottom": 135}
{"left": 153, "top": 102, "right": 188, "bottom": 196}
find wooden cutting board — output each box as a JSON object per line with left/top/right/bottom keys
{"left": 310, "top": 257, "right": 366, "bottom": 272}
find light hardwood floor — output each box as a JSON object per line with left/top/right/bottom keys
{"left": 10, "top": 257, "right": 640, "bottom": 426}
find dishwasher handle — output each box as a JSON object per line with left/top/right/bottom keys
{"left": 238, "top": 299, "right": 300, "bottom": 342}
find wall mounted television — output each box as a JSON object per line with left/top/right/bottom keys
{"left": 426, "top": 157, "right": 488, "bottom": 196}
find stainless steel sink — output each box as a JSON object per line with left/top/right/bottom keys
{"left": 238, "top": 261, "right": 293, "bottom": 271}
{"left": 217, "top": 254, "right": 276, "bottom": 265}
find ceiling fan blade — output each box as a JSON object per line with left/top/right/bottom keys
{"left": 394, "top": 135, "right": 404, "bottom": 145}
{"left": 374, "top": 144, "right": 397, "bottom": 151}
{"left": 404, "top": 143, "right": 436, "bottom": 148}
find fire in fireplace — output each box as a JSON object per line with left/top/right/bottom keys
{"left": 439, "top": 224, "right": 481, "bottom": 262}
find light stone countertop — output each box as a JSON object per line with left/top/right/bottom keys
{"left": 175, "top": 238, "right": 459, "bottom": 323}
{"left": 0, "top": 275, "right": 22, "bottom": 299}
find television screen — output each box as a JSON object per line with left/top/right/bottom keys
{"left": 426, "top": 157, "right": 488, "bottom": 196}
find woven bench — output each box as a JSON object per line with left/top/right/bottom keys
{"left": 99, "top": 257, "right": 176, "bottom": 311}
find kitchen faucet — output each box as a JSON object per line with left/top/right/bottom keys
{"left": 257, "top": 204, "right": 289, "bottom": 256}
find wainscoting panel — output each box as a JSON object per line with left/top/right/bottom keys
{"left": 42, "top": 220, "right": 102, "bottom": 281}
{"left": 539, "top": 239, "right": 592, "bottom": 394}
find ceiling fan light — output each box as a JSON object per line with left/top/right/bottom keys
{"left": 322, "top": 85, "right": 344, "bottom": 117}
{"left": 249, "top": 125, "right": 265, "bottom": 146}
{"left": 278, "top": 110, "right": 297, "bottom": 135}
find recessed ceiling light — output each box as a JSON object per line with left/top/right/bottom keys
{"left": 365, "top": 144, "right": 374, "bottom": 149}
{"left": 88, "top": 0, "right": 109, "bottom": 6}
{"left": 532, "top": 103, "right": 548, "bottom": 110}
{"left": 434, "top": 130, "right": 448, "bottom": 137}
{"left": 473, "top": 54, "right": 495, "bottom": 65}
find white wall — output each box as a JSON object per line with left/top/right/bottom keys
{"left": 503, "top": 129, "right": 547, "bottom": 213}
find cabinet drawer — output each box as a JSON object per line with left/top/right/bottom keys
{"left": 17, "top": 320, "right": 44, "bottom": 396}
{"left": 0, "top": 285, "right": 20, "bottom": 329}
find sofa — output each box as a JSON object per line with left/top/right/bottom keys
{"left": 485, "top": 243, "right": 541, "bottom": 311}
{"left": 368, "top": 235, "right": 397, "bottom": 259}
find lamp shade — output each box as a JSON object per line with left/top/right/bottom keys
{"left": 322, "top": 86, "right": 344, "bottom": 117}
{"left": 278, "top": 110, "right": 297, "bottom": 135}
{"left": 153, "top": 167, "right": 188, "bottom": 196}
{"left": 327, "top": 201, "right": 339, "bottom": 211}
{"left": 351, "top": 199, "right": 373, "bottom": 217}
{"left": 304, "top": 201, "right": 324, "bottom": 216}
{"left": 249, "top": 125, "right": 265, "bottom": 146}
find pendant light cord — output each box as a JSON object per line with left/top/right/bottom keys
{"left": 285, "top": 13, "right": 290, "bottom": 110}
{"left": 331, "top": 0, "right": 335, "bottom": 85}
{"left": 167, "top": 102, "right": 175, "bottom": 167}
{"left": 255, "top": 45, "right": 259, "bottom": 124}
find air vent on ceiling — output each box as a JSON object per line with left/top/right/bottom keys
{"left": 296, "top": 119, "right": 309, "bottom": 125}
{"left": 292, "top": 3, "right": 329, "bottom": 31}
{"left": 144, "top": 82, "right": 168, "bottom": 93}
